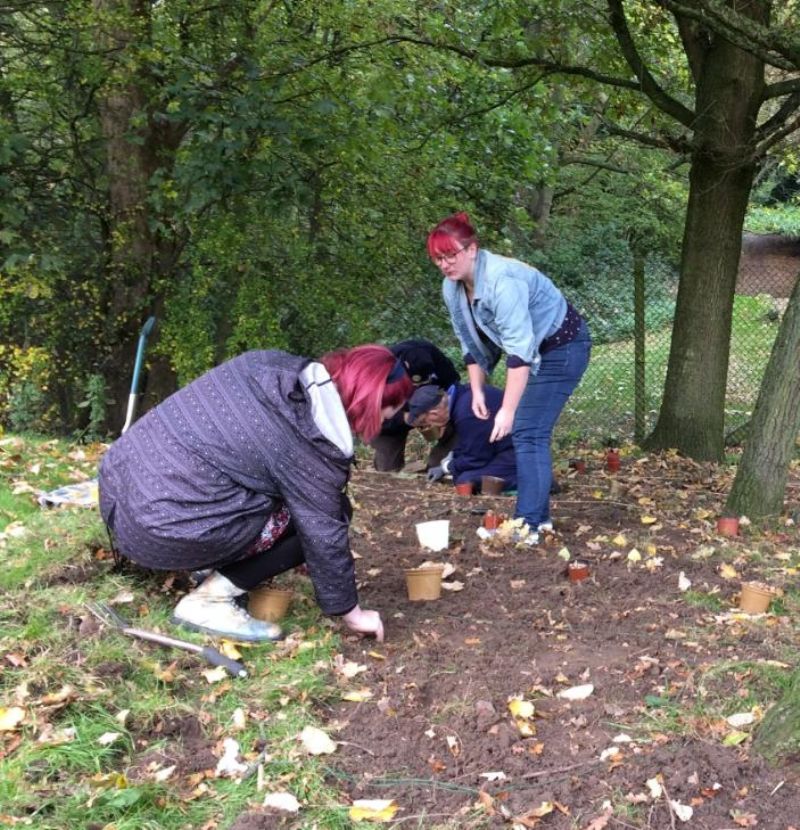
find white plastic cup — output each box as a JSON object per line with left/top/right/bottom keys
{"left": 415, "top": 519, "right": 450, "bottom": 551}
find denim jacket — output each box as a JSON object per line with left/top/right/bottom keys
{"left": 442, "top": 248, "right": 567, "bottom": 376}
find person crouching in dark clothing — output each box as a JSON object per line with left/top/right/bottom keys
{"left": 98, "top": 346, "right": 414, "bottom": 643}
{"left": 369, "top": 338, "right": 460, "bottom": 472}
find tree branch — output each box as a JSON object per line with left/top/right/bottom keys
{"left": 764, "top": 77, "right": 800, "bottom": 100}
{"left": 600, "top": 119, "right": 691, "bottom": 153}
{"left": 386, "top": 35, "right": 646, "bottom": 91}
{"left": 606, "top": 0, "right": 696, "bottom": 127}
{"left": 755, "top": 110, "right": 800, "bottom": 158}
{"left": 659, "top": 0, "right": 798, "bottom": 71}
{"left": 756, "top": 91, "right": 800, "bottom": 141}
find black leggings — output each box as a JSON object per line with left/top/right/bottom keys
{"left": 219, "top": 494, "right": 352, "bottom": 592}
{"left": 220, "top": 525, "right": 305, "bottom": 591}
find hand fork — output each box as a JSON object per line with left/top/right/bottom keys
{"left": 86, "top": 601, "right": 247, "bottom": 678}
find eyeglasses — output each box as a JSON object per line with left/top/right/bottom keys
{"left": 431, "top": 245, "right": 467, "bottom": 265}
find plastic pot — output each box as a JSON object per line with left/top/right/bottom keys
{"left": 405, "top": 566, "right": 444, "bottom": 601}
{"left": 454, "top": 482, "right": 473, "bottom": 496}
{"left": 481, "top": 475, "right": 505, "bottom": 495}
{"left": 248, "top": 587, "right": 293, "bottom": 622}
{"left": 739, "top": 581, "right": 776, "bottom": 614}
{"left": 605, "top": 449, "right": 620, "bottom": 473}
{"left": 415, "top": 519, "right": 450, "bottom": 551}
{"left": 716, "top": 516, "right": 740, "bottom": 537}
{"left": 567, "top": 561, "right": 590, "bottom": 582}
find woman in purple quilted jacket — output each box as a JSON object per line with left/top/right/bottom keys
{"left": 98, "top": 345, "right": 413, "bottom": 643}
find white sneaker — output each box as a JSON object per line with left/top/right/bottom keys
{"left": 538, "top": 522, "right": 554, "bottom": 533}
{"left": 172, "top": 573, "right": 283, "bottom": 642}
{"left": 512, "top": 528, "right": 540, "bottom": 545}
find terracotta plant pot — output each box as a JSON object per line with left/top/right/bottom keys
{"left": 415, "top": 519, "right": 450, "bottom": 551}
{"left": 716, "top": 516, "right": 740, "bottom": 537}
{"left": 567, "top": 560, "right": 590, "bottom": 582}
{"left": 481, "top": 475, "right": 505, "bottom": 495}
{"left": 454, "top": 482, "right": 473, "bottom": 496}
{"left": 248, "top": 587, "right": 293, "bottom": 622}
{"left": 739, "top": 581, "right": 777, "bottom": 614}
{"left": 569, "top": 459, "right": 587, "bottom": 474}
{"left": 605, "top": 449, "right": 620, "bottom": 473}
{"left": 483, "top": 510, "right": 501, "bottom": 530}
{"left": 405, "top": 566, "right": 444, "bottom": 601}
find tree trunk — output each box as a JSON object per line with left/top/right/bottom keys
{"left": 727, "top": 270, "right": 800, "bottom": 517}
{"left": 93, "top": 0, "right": 186, "bottom": 426}
{"left": 644, "top": 10, "right": 765, "bottom": 461}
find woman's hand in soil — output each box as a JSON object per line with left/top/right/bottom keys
{"left": 342, "top": 606, "right": 385, "bottom": 642}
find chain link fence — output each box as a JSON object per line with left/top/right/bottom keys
{"left": 559, "top": 233, "right": 799, "bottom": 446}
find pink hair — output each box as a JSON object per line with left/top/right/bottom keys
{"left": 321, "top": 344, "right": 414, "bottom": 442}
{"left": 426, "top": 211, "right": 477, "bottom": 260}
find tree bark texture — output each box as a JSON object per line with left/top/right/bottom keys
{"left": 645, "top": 3, "right": 766, "bottom": 460}
{"left": 727, "top": 268, "right": 800, "bottom": 517}
{"left": 93, "top": 0, "right": 183, "bottom": 427}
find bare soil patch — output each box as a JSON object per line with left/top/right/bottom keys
{"left": 322, "top": 454, "right": 800, "bottom": 828}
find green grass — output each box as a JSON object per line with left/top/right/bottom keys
{"left": 0, "top": 437, "right": 368, "bottom": 830}
{"left": 559, "top": 293, "right": 781, "bottom": 441}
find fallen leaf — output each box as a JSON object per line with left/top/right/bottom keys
{"left": 219, "top": 640, "right": 243, "bottom": 660}
{"left": 231, "top": 707, "right": 247, "bottom": 731}
{"left": 719, "top": 563, "right": 739, "bottom": 580}
{"left": 513, "top": 801, "right": 555, "bottom": 826}
{"left": 678, "top": 572, "right": 691, "bottom": 592}
{"left": 441, "top": 580, "right": 464, "bottom": 591}
{"left": 299, "top": 725, "right": 337, "bottom": 755}
{"left": 335, "top": 658, "right": 368, "bottom": 679}
{"left": 726, "top": 712, "right": 756, "bottom": 728}
{"left": 97, "top": 731, "right": 122, "bottom": 746}
{"left": 153, "top": 764, "right": 176, "bottom": 782}
{"left": 723, "top": 730, "right": 749, "bottom": 746}
{"left": 0, "top": 707, "right": 25, "bottom": 732}
{"left": 646, "top": 777, "right": 663, "bottom": 799}
{"left": 263, "top": 791, "right": 300, "bottom": 813}
{"left": 508, "top": 697, "right": 535, "bottom": 719}
{"left": 670, "top": 800, "right": 693, "bottom": 821}
{"left": 556, "top": 684, "right": 594, "bottom": 701}
{"left": 215, "top": 738, "right": 248, "bottom": 777}
{"left": 582, "top": 809, "right": 613, "bottom": 830}
{"left": 349, "top": 798, "right": 399, "bottom": 822}
{"left": 641, "top": 515, "right": 658, "bottom": 525}
{"left": 202, "top": 666, "right": 229, "bottom": 684}
{"left": 342, "top": 688, "right": 373, "bottom": 702}
{"left": 479, "top": 771, "right": 507, "bottom": 781}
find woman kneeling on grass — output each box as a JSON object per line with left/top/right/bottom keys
{"left": 98, "top": 346, "right": 413, "bottom": 643}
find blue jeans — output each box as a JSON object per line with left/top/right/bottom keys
{"left": 513, "top": 320, "right": 591, "bottom": 528}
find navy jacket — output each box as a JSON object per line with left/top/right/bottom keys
{"left": 449, "top": 384, "right": 517, "bottom": 488}
{"left": 99, "top": 350, "right": 357, "bottom": 615}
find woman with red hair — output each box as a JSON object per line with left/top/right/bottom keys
{"left": 428, "top": 212, "right": 591, "bottom": 542}
{"left": 99, "top": 345, "right": 413, "bottom": 642}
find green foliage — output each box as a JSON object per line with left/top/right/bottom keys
{"left": 745, "top": 205, "right": 800, "bottom": 237}
{"left": 0, "top": 346, "right": 58, "bottom": 433}
{"left": 75, "top": 374, "right": 109, "bottom": 442}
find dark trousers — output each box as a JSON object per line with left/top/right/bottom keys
{"left": 371, "top": 422, "right": 457, "bottom": 472}
{"left": 221, "top": 526, "right": 304, "bottom": 591}
{"left": 220, "top": 494, "right": 353, "bottom": 591}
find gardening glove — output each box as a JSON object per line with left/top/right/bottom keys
{"left": 426, "top": 465, "right": 445, "bottom": 483}
{"left": 440, "top": 452, "right": 453, "bottom": 475}
{"left": 342, "top": 605, "right": 384, "bottom": 642}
